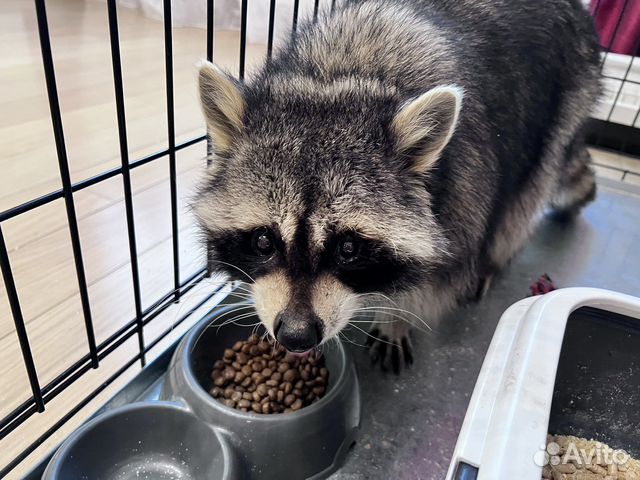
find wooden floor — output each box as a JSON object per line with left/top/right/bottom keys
{"left": 0, "top": 0, "right": 266, "bottom": 477}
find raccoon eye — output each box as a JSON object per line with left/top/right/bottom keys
{"left": 252, "top": 228, "right": 275, "bottom": 256}
{"left": 337, "top": 237, "right": 360, "bottom": 263}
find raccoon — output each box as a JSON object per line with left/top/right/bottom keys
{"left": 194, "top": 0, "right": 600, "bottom": 371}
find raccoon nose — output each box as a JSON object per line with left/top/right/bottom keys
{"left": 274, "top": 311, "right": 322, "bottom": 352}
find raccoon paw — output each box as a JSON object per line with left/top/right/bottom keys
{"left": 367, "top": 322, "right": 413, "bottom": 374}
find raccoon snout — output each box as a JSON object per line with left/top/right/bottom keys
{"left": 274, "top": 311, "right": 323, "bottom": 353}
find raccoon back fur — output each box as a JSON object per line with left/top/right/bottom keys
{"left": 194, "top": 0, "right": 600, "bottom": 366}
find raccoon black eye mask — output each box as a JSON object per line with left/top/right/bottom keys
{"left": 208, "top": 227, "right": 421, "bottom": 295}
{"left": 194, "top": 0, "right": 600, "bottom": 371}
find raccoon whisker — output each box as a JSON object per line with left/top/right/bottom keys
{"left": 261, "top": 330, "right": 273, "bottom": 345}
{"left": 165, "top": 279, "right": 234, "bottom": 334}
{"left": 211, "top": 287, "right": 255, "bottom": 300}
{"left": 349, "top": 292, "right": 399, "bottom": 306}
{"left": 349, "top": 311, "right": 424, "bottom": 331}
{"left": 189, "top": 307, "right": 258, "bottom": 351}
{"left": 348, "top": 319, "right": 396, "bottom": 324}
{"left": 346, "top": 322, "right": 399, "bottom": 348}
{"left": 338, "top": 329, "right": 368, "bottom": 349}
{"left": 230, "top": 280, "right": 254, "bottom": 290}
{"left": 209, "top": 305, "right": 256, "bottom": 328}
{"left": 347, "top": 309, "right": 429, "bottom": 333}
{"left": 208, "top": 260, "right": 256, "bottom": 284}
{"left": 214, "top": 314, "right": 261, "bottom": 333}
{"left": 251, "top": 323, "right": 260, "bottom": 337}
{"left": 214, "top": 308, "right": 259, "bottom": 330}
{"left": 347, "top": 306, "right": 432, "bottom": 332}
{"left": 230, "top": 281, "right": 256, "bottom": 296}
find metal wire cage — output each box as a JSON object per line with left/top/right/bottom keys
{"left": 0, "top": 0, "right": 638, "bottom": 477}
{"left": 587, "top": 0, "right": 640, "bottom": 165}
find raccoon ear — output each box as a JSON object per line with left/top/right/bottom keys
{"left": 198, "top": 61, "right": 246, "bottom": 154}
{"left": 392, "top": 85, "right": 463, "bottom": 174}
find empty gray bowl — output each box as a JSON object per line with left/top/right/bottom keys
{"left": 163, "top": 305, "right": 361, "bottom": 479}
{"left": 42, "top": 402, "right": 238, "bottom": 480}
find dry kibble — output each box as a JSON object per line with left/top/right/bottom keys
{"left": 542, "top": 435, "right": 640, "bottom": 480}
{"left": 574, "top": 474, "right": 601, "bottom": 480}
{"left": 587, "top": 465, "right": 608, "bottom": 475}
{"left": 236, "top": 352, "right": 248, "bottom": 364}
{"left": 231, "top": 391, "right": 243, "bottom": 402}
{"left": 555, "top": 464, "right": 577, "bottom": 474}
{"left": 283, "top": 369, "right": 298, "bottom": 382}
{"left": 213, "top": 360, "right": 225, "bottom": 370}
{"left": 278, "top": 363, "right": 289, "bottom": 373}
{"left": 209, "top": 335, "right": 329, "bottom": 414}
{"left": 256, "top": 384, "right": 269, "bottom": 397}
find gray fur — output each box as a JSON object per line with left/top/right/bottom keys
{"left": 194, "top": 0, "right": 600, "bottom": 355}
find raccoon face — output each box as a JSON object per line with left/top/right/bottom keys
{"left": 194, "top": 62, "right": 461, "bottom": 352}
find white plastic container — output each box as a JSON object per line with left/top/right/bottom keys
{"left": 446, "top": 287, "right": 640, "bottom": 480}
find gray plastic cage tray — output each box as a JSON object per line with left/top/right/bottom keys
{"left": 41, "top": 304, "right": 361, "bottom": 480}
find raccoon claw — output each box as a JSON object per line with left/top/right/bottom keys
{"left": 367, "top": 323, "right": 413, "bottom": 374}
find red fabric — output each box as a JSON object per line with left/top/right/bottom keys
{"left": 591, "top": 0, "right": 640, "bottom": 56}
{"left": 529, "top": 274, "right": 556, "bottom": 296}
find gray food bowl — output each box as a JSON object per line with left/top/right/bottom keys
{"left": 43, "top": 304, "right": 361, "bottom": 480}
{"left": 163, "top": 305, "right": 361, "bottom": 479}
{"left": 42, "top": 402, "right": 238, "bottom": 480}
